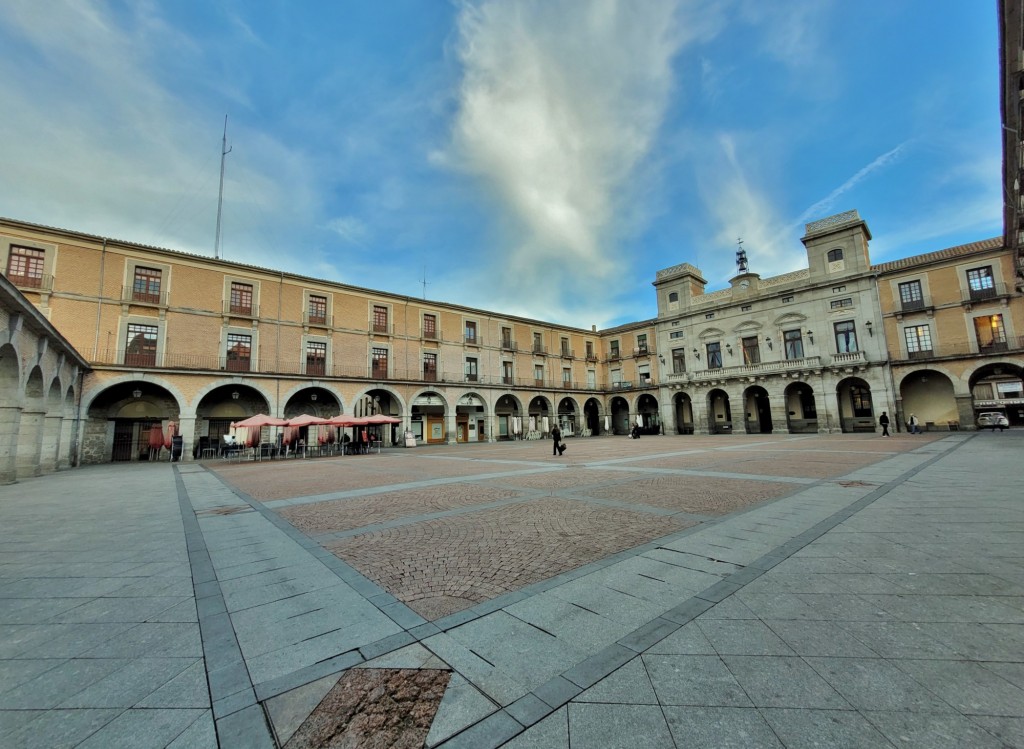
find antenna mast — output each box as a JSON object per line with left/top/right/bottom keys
{"left": 214, "top": 115, "right": 232, "bottom": 259}
{"left": 421, "top": 266, "right": 429, "bottom": 299}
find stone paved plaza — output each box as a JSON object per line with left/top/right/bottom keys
{"left": 1, "top": 432, "right": 1023, "bottom": 747}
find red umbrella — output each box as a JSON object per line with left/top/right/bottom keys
{"left": 163, "top": 421, "right": 178, "bottom": 450}
{"left": 327, "top": 415, "right": 363, "bottom": 427}
{"left": 363, "top": 414, "right": 401, "bottom": 424}
{"left": 148, "top": 424, "right": 164, "bottom": 450}
{"left": 231, "top": 414, "right": 289, "bottom": 428}
{"left": 286, "top": 414, "right": 330, "bottom": 427}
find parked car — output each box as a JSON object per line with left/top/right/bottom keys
{"left": 976, "top": 412, "right": 1010, "bottom": 431}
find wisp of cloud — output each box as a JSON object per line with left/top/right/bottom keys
{"left": 447, "top": 0, "right": 685, "bottom": 321}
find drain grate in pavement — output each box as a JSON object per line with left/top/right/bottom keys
{"left": 283, "top": 668, "right": 450, "bottom": 749}
{"left": 196, "top": 505, "right": 254, "bottom": 516}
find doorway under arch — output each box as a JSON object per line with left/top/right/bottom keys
{"left": 742, "top": 386, "right": 772, "bottom": 434}
{"left": 706, "top": 389, "right": 732, "bottom": 434}
{"left": 784, "top": 382, "right": 818, "bottom": 433}
{"left": 674, "top": 393, "right": 694, "bottom": 434}
{"left": 837, "top": 377, "right": 875, "bottom": 433}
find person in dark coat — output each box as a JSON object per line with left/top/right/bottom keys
{"left": 879, "top": 411, "right": 890, "bottom": 436}
{"left": 551, "top": 424, "right": 562, "bottom": 456}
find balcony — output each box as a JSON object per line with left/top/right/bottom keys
{"left": 370, "top": 321, "right": 392, "bottom": 335}
{"left": 532, "top": 343, "right": 547, "bottom": 355}
{"left": 560, "top": 348, "right": 575, "bottom": 359}
{"left": 689, "top": 356, "right": 824, "bottom": 383}
{"left": 606, "top": 351, "right": 621, "bottom": 362}
{"left": 961, "top": 282, "right": 1011, "bottom": 305}
{"left": 612, "top": 381, "right": 633, "bottom": 389}
{"left": 585, "top": 352, "right": 598, "bottom": 362}
{"left": 464, "top": 335, "right": 482, "bottom": 346}
{"left": 422, "top": 328, "right": 439, "bottom": 341}
{"left": 6, "top": 273, "right": 53, "bottom": 292}
{"left": 888, "top": 337, "right": 1024, "bottom": 362}
{"left": 899, "top": 298, "right": 927, "bottom": 313}
{"left": 423, "top": 369, "right": 438, "bottom": 382}
{"left": 501, "top": 339, "right": 517, "bottom": 351}
{"left": 304, "top": 312, "right": 332, "bottom": 328}
{"left": 122, "top": 286, "right": 167, "bottom": 306}
{"left": 502, "top": 375, "right": 514, "bottom": 385}
{"left": 223, "top": 300, "right": 259, "bottom": 318}
{"left": 633, "top": 346, "right": 652, "bottom": 357}
{"left": 305, "top": 361, "right": 327, "bottom": 377}
{"left": 830, "top": 351, "right": 867, "bottom": 366}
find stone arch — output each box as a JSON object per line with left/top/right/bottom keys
{"left": 184, "top": 378, "right": 271, "bottom": 419}
{"left": 83, "top": 379, "right": 184, "bottom": 463}
{"left": 0, "top": 344, "right": 22, "bottom": 482}
{"left": 784, "top": 381, "right": 818, "bottom": 433}
{"left": 411, "top": 389, "right": 447, "bottom": 444}
{"left": 527, "top": 395, "right": 553, "bottom": 434}
{"left": 39, "top": 378, "right": 64, "bottom": 472}
{"left": 898, "top": 369, "right": 957, "bottom": 429}
{"left": 84, "top": 373, "right": 189, "bottom": 418}
{"left": 609, "top": 395, "right": 630, "bottom": 435}
{"left": 582, "top": 397, "right": 603, "bottom": 435}
{"left": 967, "top": 361, "right": 1024, "bottom": 427}
{"left": 283, "top": 385, "right": 343, "bottom": 419}
{"left": 193, "top": 383, "right": 269, "bottom": 459}
{"left": 706, "top": 388, "right": 733, "bottom": 435}
{"left": 17, "top": 367, "right": 47, "bottom": 478}
{"left": 457, "top": 391, "right": 491, "bottom": 442}
{"left": 556, "top": 396, "right": 580, "bottom": 436}
{"left": 281, "top": 383, "right": 344, "bottom": 416}
{"left": 741, "top": 385, "right": 772, "bottom": 434}
{"left": 673, "top": 392, "right": 694, "bottom": 434}
{"left": 836, "top": 376, "right": 875, "bottom": 433}
{"left": 351, "top": 387, "right": 405, "bottom": 418}
{"left": 493, "top": 392, "right": 521, "bottom": 440}
{"left": 636, "top": 393, "right": 660, "bottom": 434}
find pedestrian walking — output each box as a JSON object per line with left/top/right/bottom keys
{"left": 908, "top": 413, "right": 920, "bottom": 434}
{"left": 879, "top": 411, "right": 890, "bottom": 436}
{"left": 551, "top": 424, "right": 562, "bottom": 456}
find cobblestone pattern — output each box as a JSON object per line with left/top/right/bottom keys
{"left": 476, "top": 468, "right": 636, "bottom": 491}
{"left": 721, "top": 455, "right": 881, "bottom": 479}
{"left": 284, "top": 668, "right": 450, "bottom": 749}
{"left": 578, "top": 475, "right": 795, "bottom": 515}
{"left": 279, "top": 484, "right": 526, "bottom": 536}
{"left": 326, "top": 498, "right": 689, "bottom": 619}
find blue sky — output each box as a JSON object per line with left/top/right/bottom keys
{"left": 0, "top": 1, "right": 1001, "bottom": 329}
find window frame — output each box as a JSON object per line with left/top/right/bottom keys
{"left": 422, "top": 312, "right": 438, "bottom": 340}
{"left": 671, "top": 347, "right": 686, "bottom": 374}
{"left": 464, "top": 356, "right": 479, "bottom": 382}
{"left": 306, "top": 293, "right": 328, "bottom": 326}
{"left": 124, "top": 322, "right": 159, "bottom": 367}
{"left": 228, "top": 281, "right": 255, "bottom": 317}
{"left": 741, "top": 336, "right": 760, "bottom": 365}
{"left": 903, "top": 324, "right": 933, "bottom": 357}
{"left": 423, "top": 351, "right": 438, "bottom": 381}
{"left": 833, "top": 321, "right": 858, "bottom": 353}
{"left": 371, "top": 346, "right": 389, "bottom": 378}
{"left": 225, "top": 331, "right": 253, "bottom": 372}
{"left": 706, "top": 341, "right": 723, "bottom": 369}
{"left": 784, "top": 329, "right": 804, "bottom": 360}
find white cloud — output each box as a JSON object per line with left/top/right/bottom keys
{"left": 445, "top": 0, "right": 692, "bottom": 320}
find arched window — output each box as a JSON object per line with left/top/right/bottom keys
{"left": 827, "top": 248, "right": 844, "bottom": 262}
{"left": 668, "top": 292, "right": 678, "bottom": 302}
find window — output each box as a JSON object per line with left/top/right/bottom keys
{"left": 423, "top": 352, "right": 437, "bottom": 381}
{"left": 305, "top": 341, "right": 327, "bottom": 376}
{"left": 560, "top": 337, "right": 571, "bottom": 357}
{"left": 226, "top": 333, "right": 252, "bottom": 371}
{"left": 562, "top": 367, "right": 572, "bottom": 387}
{"left": 465, "top": 320, "right": 477, "bottom": 344}
{"left": 586, "top": 369, "right": 596, "bottom": 388}
{"left": 850, "top": 386, "right": 872, "bottom": 417}
{"left": 611, "top": 368, "right": 622, "bottom": 385}
{"left": 741, "top": 304, "right": 752, "bottom": 312}
{"left": 741, "top": 336, "right": 760, "bottom": 365}
{"left": 501, "top": 327, "right": 513, "bottom": 349}
{"left": 705, "top": 312, "right": 714, "bottom": 320}
{"left": 638, "top": 365, "right": 651, "bottom": 383}
{"left": 465, "top": 357, "right": 478, "bottom": 382}
{"left": 784, "top": 329, "right": 804, "bottom": 360}
{"left": 132, "top": 267, "right": 162, "bottom": 304}
{"left": 230, "top": 282, "right": 253, "bottom": 316}
{"left": 782, "top": 296, "right": 793, "bottom": 303}
{"left": 125, "top": 323, "right": 158, "bottom": 367}
{"left": 967, "top": 266, "right": 995, "bottom": 299}
{"left": 669, "top": 331, "right": 685, "bottom": 339}
{"left": 609, "top": 341, "right": 620, "bottom": 359}
{"left": 636, "top": 334, "right": 648, "bottom": 354}
{"left": 671, "top": 348, "right": 686, "bottom": 374}
{"left": 904, "top": 324, "right": 932, "bottom": 358}
{"left": 668, "top": 292, "right": 678, "bottom": 302}
{"left": 503, "top": 360, "right": 514, "bottom": 385}
{"left": 707, "top": 342, "right": 722, "bottom": 369}
{"left": 372, "top": 347, "right": 389, "bottom": 378}
{"left": 5, "top": 246, "right": 45, "bottom": 288}
{"left": 585, "top": 341, "right": 595, "bottom": 359}
{"left": 827, "top": 248, "right": 844, "bottom": 262}
{"left": 830, "top": 298, "right": 853, "bottom": 309}
{"left": 898, "top": 280, "right": 924, "bottom": 310}
{"left": 832, "top": 285, "right": 846, "bottom": 293}
{"left": 308, "top": 295, "right": 327, "bottom": 325}
{"left": 533, "top": 332, "right": 543, "bottom": 353}
{"left": 834, "top": 321, "right": 858, "bottom": 353}
{"left": 372, "top": 305, "right": 389, "bottom": 334}
{"left": 975, "top": 314, "right": 1007, "bottom": 352}
{"left": 423, "top": 313, "right": 437, "bottom": 340}
{"left": 534, "top": 364, "right": 544, "bottom": 386}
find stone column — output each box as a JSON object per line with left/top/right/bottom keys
{"left": 691, "top": 393, "right": 710, "bottom": 436}
{"left": 445, "top": 412, "right": 458, "bottom": 445}
{"left": 40, "top": 414, "right": 63, "bottom": 473}
{"left": 58, "top": 416, "right": 78, "bottom": 469}
{"left": 661, "top": 392, "right": 678, "bottom": 435}
{"left": 0, "top": 406, "right": 23, "bottom": 484}
{"left": 955, "top": 395, "right": 976, "bottom": 431}
{"left": 177, "top": 415, "right": 197, "bottom": 461}
{"left": 16, "top": 408, "right": 45, "bottom": 479}
{"left": 818, "top": 389, "right": 843, "bottom": 434}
